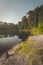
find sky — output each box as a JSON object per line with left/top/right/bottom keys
{"left": 0, "top": 0, "right": 43, "bottom": 24}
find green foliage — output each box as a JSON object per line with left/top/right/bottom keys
{"left": 31, "top": 27, "right": 43, "bottom": 35}
{"left": 0, "top": 5, "right": 43, "bottom": 36}
{"left": 30, "top": 59, "right": 39, "bottom": 65}
{"left": 14, "top": 40, "right": 38, "bottom": 55}
{"left": 38, "top": 49, "right": 43, "bottom": 63}
{"left": 18, "top": 5, "right": 43, "bottom": 35}
{"left": 14, "top": 40, "right": 43, "bottom": 65}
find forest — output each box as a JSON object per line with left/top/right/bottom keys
{"left": 0, "top": 5, "right": 43, "bottom": 65}
{"left": 0, "top": 5, "right": 43, "bottom": 37}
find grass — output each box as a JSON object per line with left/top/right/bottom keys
{"left": 14, "top": 40, "right": 43, "bottom": 65}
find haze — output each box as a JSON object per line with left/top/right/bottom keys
{"left": 0, "top": 0, "right": 43, "bottom": 24}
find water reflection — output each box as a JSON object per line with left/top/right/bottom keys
{"left": 0, "top": 35, "right": 22, "bottom": 54}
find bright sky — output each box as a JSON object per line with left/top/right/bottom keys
{"left": 0, "top": 0, "right": 43, "bottom": 24}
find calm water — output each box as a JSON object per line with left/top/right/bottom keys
{"left": 0, "top": 35, "right": 22, "bottom": 54}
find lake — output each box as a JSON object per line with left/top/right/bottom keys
{"left": 0, "top": 35, "right": 22, "bottom": 54}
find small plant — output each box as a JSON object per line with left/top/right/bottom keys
{"left": 38, "top": 49, "right": 43, "bottom": 63}
{"left": 31, "top": 59, "right": 39, "bottom": 65}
